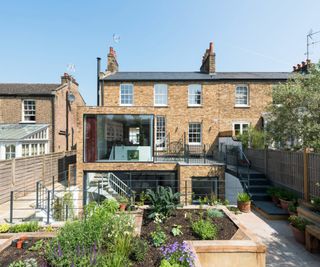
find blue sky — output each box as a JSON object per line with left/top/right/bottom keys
{"left": 0, "top": 0, "right": 320, "bottom": 105}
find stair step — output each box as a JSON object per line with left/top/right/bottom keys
{"left": 250, "top": 192, "right": 270, "bottom": 201}
{"left": 248, "top": 179, "right": 270, "bottom": 186}
{"left": 248, "top": 185, "right": 271, "bottom": 193}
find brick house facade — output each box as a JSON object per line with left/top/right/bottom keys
{"left": 77, "top": 43, "right": 290, "bottom": 205}
{"left": 0, "top": 74, "right": 85, "bottom": 160}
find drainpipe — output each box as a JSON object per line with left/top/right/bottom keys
{"left": 97, "top": 57, "right": 101, "bottom": 106}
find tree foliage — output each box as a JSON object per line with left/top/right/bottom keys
{"left": 237, "top": 126, "right": 266, "bottom": 149}
{"left": 266, "top": 63, "right": 320, "bottom": 151}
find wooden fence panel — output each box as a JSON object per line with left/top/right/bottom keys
{"left": 0, "top": 151, "right": 76, "bottom": 204}
{"left": 245, "top": 148, "right": 319, "bottom": 198}
{"left": 308, "top": 153, "right": 320, "bottom": 199}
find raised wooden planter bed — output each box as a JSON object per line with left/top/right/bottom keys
{"left": 297, "top": 206, "right": 320, "bottom": 226}
{"left": 136, "top": 206, "right": 266, "bottom": 267}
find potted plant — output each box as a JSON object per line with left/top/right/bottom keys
{"left": 288, "top": 202, "right": 298, "bottom": 215}
{"left": 310, "top": 197, "right": 320, "bottom": 213}
{"left": 237, "top": 192, "right": 251, "bottom": 213}
{"left": 267, "top": 187, "right": 282, "bottom": 205}
{"left": 279, "top": 190, "right": 297, "bottom": 211}
{"left": 118, "top": 196, "right": 128, "bottom": 211}
{"left": 288, "top": 215, "right": 311, "bottom": 244}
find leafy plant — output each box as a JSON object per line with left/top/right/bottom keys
{"left": 151, "top": 225, "right": 167, "bottom": 247}
{"left": 311, "top": 197, "right": 320, "bottom": 212}
{"left": 9, "top": 258, "right": 37, "bottom": 267}
{"left": 29, "top": 239, "right": 45, "bottom": 252}
{"left": 237, "top": 126, "right": 266, "bottom": 149}
{"left": 137, "top": 191, "right": 148, "bottom": 206}
{"left": 191, "top": 219, "right": 218, "bottom": 240}
{"left": 160, "top": 241, "right": 195, "bottom": 267}
{"left": 237, "top": 192, "right": 251, "bottom": 202}
{"left": 0, "top": 223, "right": 10, "bottom": 233}
{"left": 288, "top": 202, "right": 298, "bottom": 213}
{"left": 129, "top": 237, "right": 148, "bottom": 262}
{"left": 117, "top": 195, "right": 129, "bottom": 204}
{"left": 171, "top": 224, "right": 183, "bottom": 237}
{"left": 207, "top": 208, "right": 224, "bottom": 218}
{"left": 288, "top": 215, "right": 312, "bottom": 231}
{"left": 266, "top": 187, "right": 283, "bottom": 197}
{"left": 279, "top": 190, "right": 297, "bottom": 201}
{"left": 146, "top": 186, "right": 181, "bottom": 220}
{"left": 9, "top": 221, "right": 39, "bottom": 233}
{"left": 227, "top": 206, "right": 241, "bottom": 214}
{"left": 159, "top": 259, "right": 180, "bottom": 267}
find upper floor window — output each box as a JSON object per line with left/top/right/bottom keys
{"left": 22, "top": 100, "right": 36, "bottom": 122}
{"left": 188, "top": 123, "right": 202, "bottom": 144}
{"left": 120, "top": 84, "right": 133, "bottom": 105}
{"left": 233, "top": 122, "right": 249, "bottom": 136}
{"left": 154, "top": 84, "right": 168, "bottom": 106}
{"left": 235, "top": 85, "right": 249, "bottom": 106}
{"left": 188, "top": 84, "right": 202, "bottom": 106}
{"left": 5, "top": 144, "right": 16, "bottom": 160}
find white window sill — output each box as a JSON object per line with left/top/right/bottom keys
{"left": 234, "top": 104, "right": 250, "bottom": 108}
{"left": 19, "top": 121, "right": 36, "bottom": 124}
{"left": 188, "top": 143, "right": 202, "bottom": 146}
{"left": 188, "top": 105, "right": 202, "bottom": 108}
{"left": 154, "top": 104, "right": 168, "bottom": 107}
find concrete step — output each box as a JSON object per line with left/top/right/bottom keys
{"left": 250, "top": 192, "right": 270, "bottom": 201}
{"left": 248, "top": 178, "right": 270, "bottom": 186}
{"left": 248, "top": 185, "right": 271, "bottom": 193}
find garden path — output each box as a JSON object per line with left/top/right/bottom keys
{"left": 237, "top": 211, "right": 320, "bottom": 267}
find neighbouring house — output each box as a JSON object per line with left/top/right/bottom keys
{"left": 0, "top": 73, "right": 85, "bottom": 160}
{"left": 76, "top": 43, "right": 290, "bottom": 206}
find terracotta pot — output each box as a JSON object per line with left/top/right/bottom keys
{"left": 237, "top": 201, "right": 251, "bottom": 213}
{"left": 119, "top": 203, "right": 127, "bottom": 211}
{"left": 289, "top": 224, "right": 305, "bottom": 244}
{"left": 280, "top": 199, "right": 293, "bottom": 211}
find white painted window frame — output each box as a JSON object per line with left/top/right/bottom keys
{"left": 119, "top": 84, "right": 134, "bottom": 106}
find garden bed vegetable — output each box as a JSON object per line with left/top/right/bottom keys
{"left": 135, "top": 209, "right": 237, "bottom": 267}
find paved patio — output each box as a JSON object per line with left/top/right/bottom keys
{"left": 236, "top": 211, "right": 320, "bottom": 267}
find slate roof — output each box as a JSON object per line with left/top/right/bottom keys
{"left": 0, "top": 83, "right": 60, "bottom": 96}
{"left": 0, "top": 124, "right": 48, "bottom": 140}
{"left": 102, "top": 72, "right": 291, "bottom": 81}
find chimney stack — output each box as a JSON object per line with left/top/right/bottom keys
{"left": 107, "top": 47, "right": 119, "bottom": 73}
{"left": 61, "top": 73, "right": 78, "bottom": 85}
{"left": 200, "top": 42, "right": 216, "bottom": 74}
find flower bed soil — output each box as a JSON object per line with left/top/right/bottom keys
{"left": 134, "top": 209, "right": 238, "bottom": 267}
{"left": 0, "top": 238, "right": 50, "bottom": 267}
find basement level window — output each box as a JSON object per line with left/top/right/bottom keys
{"left": 22, "top": 100, "right": 36, "bottom": 122}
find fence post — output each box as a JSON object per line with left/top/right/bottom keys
{"left": 47, "top": 190, "right": 51, "bottom": 224}
{"left": 303, "top": 148, "right": 309, "bottom": 201}
{"left": 52, "top": 176, "right": 55, "bottom": 196}
{"left": 10, "top": 191, "right": 13, "bottom": 224}
{"left": 36, "top": 181, "right": 40, "bottom": 209}
{"left": 98, "top": 181, "right": 101, "bottom": 203}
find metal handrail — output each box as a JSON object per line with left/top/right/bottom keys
{"left": 108, "top": 172, "right": 133, "bottom": 198}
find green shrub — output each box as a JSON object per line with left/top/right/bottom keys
{"left": 237, "top": 192, "right": 251, "bottom": 202}
{"left": 45, "top": 199, "right": 134, "bottom": 267}
{"left": 288, "top": 202, "right": 297, "bottom": 213}
{"left": 266, "top": 187, "right": 283, "bottom": 197}
{"left": 191, "top": 219, "right": 218, "bottom": 240}
{"left": 279, "top": 190, "right": 297, "bottom": 201}
{"left": 129, "top": 237, "right": 148, "bottom": 262}
{"left": 0, "top": 223, "right": 10, "bottom": 233}
{"left": 207, "top": 209, "right": 224, "bottom": 218}
{"left": 171, "top": 224, "right": 183, "bottom": 237}
{"left": 159, "top": 259, "right": 180, "bottom": 267}
{"left": 9, "top": 221, "right": 39, "bottom": 233}
{"left": 53, "top": 192, "right": 74, "bottom": 221}
{"left": 288, "top": 215, "right": 311, "bottom": 231}
{"left": 146, "top": 186, "right": 181, "bottom": 220}
{"left": 311, "top": 197, "right": 320, "bottom": 211}
{"left": 151, "top": 225, "right": 167, "bottom": 247}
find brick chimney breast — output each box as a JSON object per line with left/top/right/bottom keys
{"left": 200, "top": 42, "right": 216, "bottom": 74}
{"left": 107, "top": 47, "right": 119, "bottom": 73}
